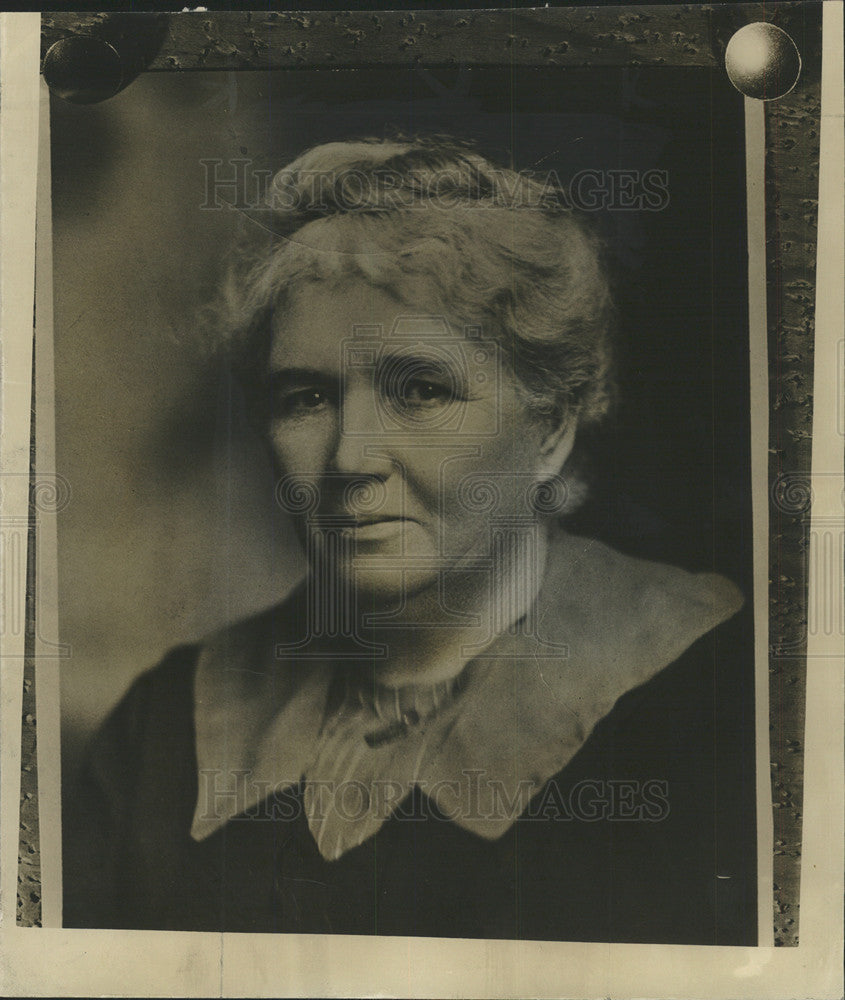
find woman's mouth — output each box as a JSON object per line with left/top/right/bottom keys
{"left": 341, "top": 517, "right": 410, "bottom": 541}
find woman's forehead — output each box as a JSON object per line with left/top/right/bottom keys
{"left": 268, "top": 279, "right": 466, "bottom": 368}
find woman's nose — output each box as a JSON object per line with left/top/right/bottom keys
{"left": 329, "top": 386, "right": 392, "bottom": 476}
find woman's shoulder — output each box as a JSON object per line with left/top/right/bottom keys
{"left": 546, "top": 530, "right": 745, "bottom": 627}
{"left": 81, "top": 644, "right": 200, "bottom": 790}
{"left": 527, "top": 530, "right": 746, "bottom": 698}
{"left": 116, "top": 592, "right": 305, "bottom": 713}
{"left": 116, "top": 642, "right": 199, "bottom": 710}
{"left": 77, "top": 590, "right": 304, "bottom": 793}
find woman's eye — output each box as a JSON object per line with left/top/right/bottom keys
{"left": 277, "top": 388, "right": 333, "bottom": 417}
{"left": 396, "top": 379, "right": 454, "bottom": 407}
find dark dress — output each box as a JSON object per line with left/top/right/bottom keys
{"left": 62, "top": 604, "right": 757, "bottom": 944}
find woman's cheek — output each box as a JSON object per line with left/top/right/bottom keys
{"left": 269, "top": 416, "right": 334, "bottom": 476}
{"left": 393, "top": 453, "right": 445, "bottom": 523}
{"left": 422, "top": 452, "right": 498, "bottom": 537}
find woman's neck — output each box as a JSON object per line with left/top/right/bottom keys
{"left": 358, "top": 523, "right": 553, "bottom": 688}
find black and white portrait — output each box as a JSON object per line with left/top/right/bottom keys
{"left": 56, "top": 58, "right": 758, "bottom": 943}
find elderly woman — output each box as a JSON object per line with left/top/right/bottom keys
{"left": 64, "top": 135, "right": 756, "bottom": 943}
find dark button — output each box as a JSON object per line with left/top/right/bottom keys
{"left": 402, "top": 709, "right": 420, "bottom": 727}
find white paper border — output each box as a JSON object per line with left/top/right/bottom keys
{"left": 0, "top": 10, "right": 39, "bottom": 933}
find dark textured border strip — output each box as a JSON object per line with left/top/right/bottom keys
{"left": 40, "top": 4, "right": 823, "bottom": 74}
{"left": 764, "top": 2, "right": 823, "bottom": 948}
{"left": 18, "top": 347, "right": 41, "bottom": 928}
{"left": 18, "top": 650, "right": 41, "bottom": 927}
{"left": 41, "top": 6, "right": 725, "bottom": 70}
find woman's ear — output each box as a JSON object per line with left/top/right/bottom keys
{"left": 535, "top": 414, "right": 577, "bottom": 480}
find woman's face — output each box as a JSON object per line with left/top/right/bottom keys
{"left": 265, "top": 278, "right": 560, "bottom": 600}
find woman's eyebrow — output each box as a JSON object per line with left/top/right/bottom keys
{"left": 374, "top": 350, "right": 464, "bottom": 377}
{"left": 264, "top": 367, "right": 336, "bottom": 389}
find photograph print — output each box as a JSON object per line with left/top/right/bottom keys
{"left": 38, "top": 5, "right": 789, "bottom": 949}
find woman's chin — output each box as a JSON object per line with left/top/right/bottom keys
{"left": 337, "top": 565, "right": 441, "bottom": 606}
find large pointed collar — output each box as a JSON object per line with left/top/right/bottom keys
{"left": 191, "top": 533, "right": 743, "bottom": 858}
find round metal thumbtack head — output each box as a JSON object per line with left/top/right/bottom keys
{"left": 725, "top": 22, "right": 801, "bottom": 101}
{"left": 43, "top": 36, "right": 124, "bottom": 105}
